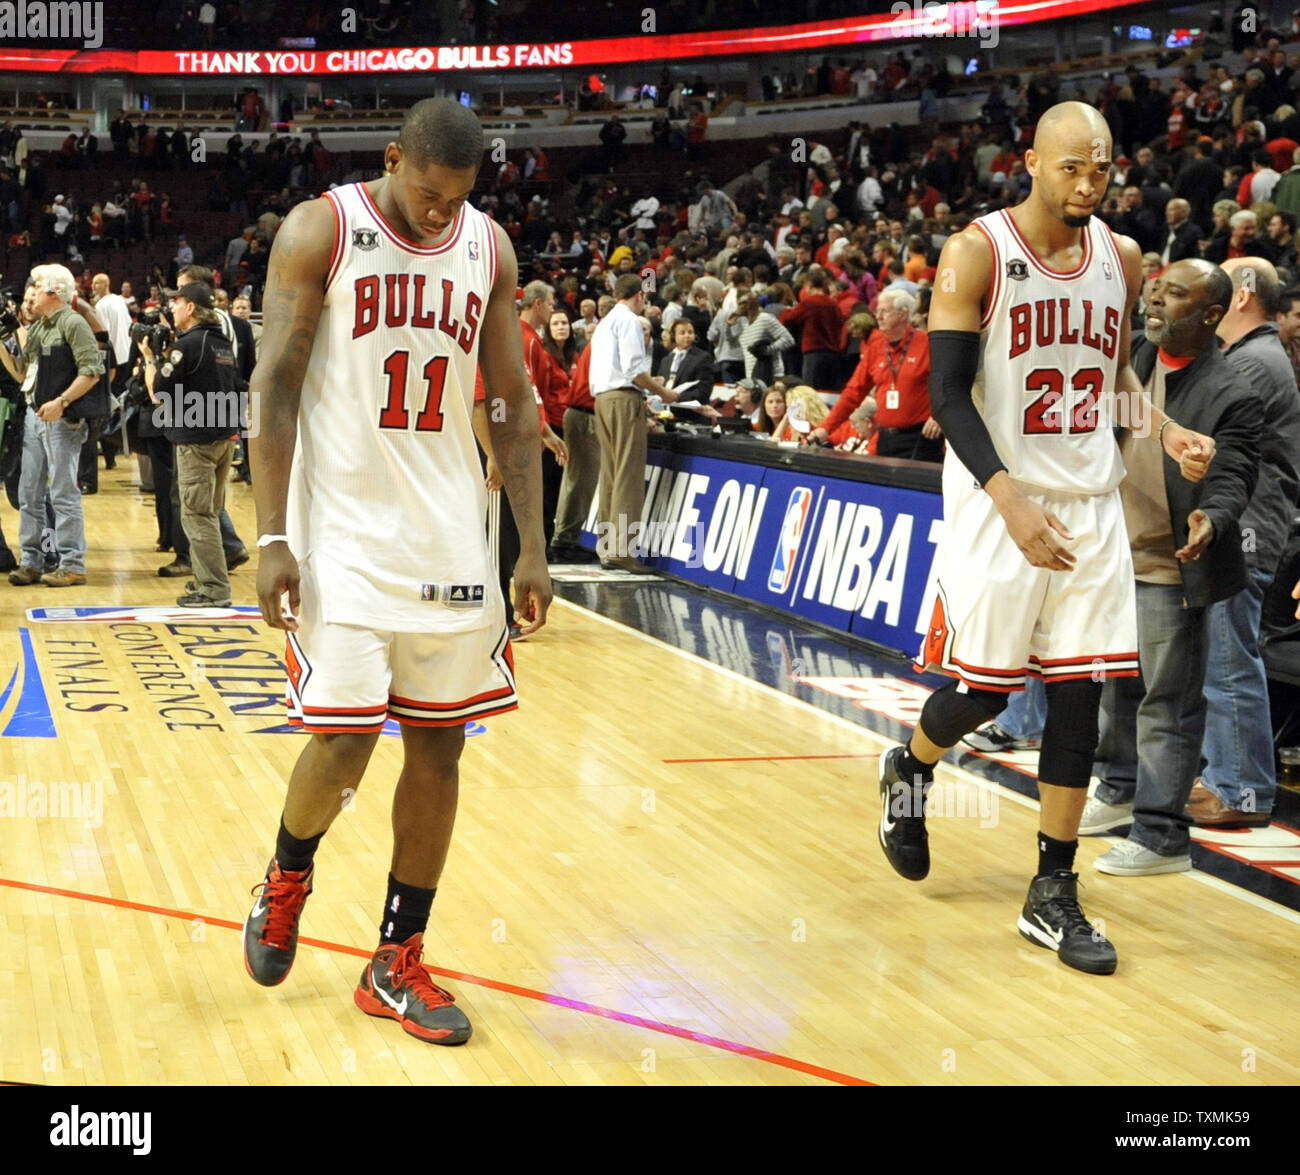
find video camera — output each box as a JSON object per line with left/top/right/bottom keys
{"left": 129, "top": 308, "right": 174, "bottom": 355}
{"left": 130, "top": 264, "right": 176, "bottom": 354}
{"left": 0, "top": 278, "right": 22, "bottom": 341}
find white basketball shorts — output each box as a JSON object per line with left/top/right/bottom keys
{"left": 284, "top": 557, "right": 517, "bottom": 734}
{"left": 915, "top": 476, "right": 1140, "bottom": 692}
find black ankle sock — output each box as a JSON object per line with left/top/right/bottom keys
{"left": 380, "top": 874, "right": 436, "bottom": 944}
{"left": 1037, "top": 832, "right": 1078, "bottom": 878}
{"left": 275, "top": 817, "right": 322, "bottom": 874}
{"left": 898, "top": 745, "right": 935, "bottom": 787}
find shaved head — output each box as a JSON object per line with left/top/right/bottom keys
{"left": 1033, "top": 101, "right": 1112, "bottom": 158}
{"left": 1027, "top": 101, "right": 1114, "bottom": 228}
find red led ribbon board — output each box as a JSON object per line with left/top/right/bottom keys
{"left": 0, "top": 2, "right": 1149, "bottom": 74}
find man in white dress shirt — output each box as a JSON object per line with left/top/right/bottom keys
{"left": 589, "top": 273, "right": 673, "bottom": 568}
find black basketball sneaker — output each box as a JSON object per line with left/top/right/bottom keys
{"left": 242, "top": 858, "right": 314, "bottom": 986}
{"left": 1017, "top": 870, "right": 1117, "bottom": 975}
{"left": 877, "top": 745, "right": 931, "bottom": 881}
{"left": 354, "top": 933, "right": 472, "bottom": 1045}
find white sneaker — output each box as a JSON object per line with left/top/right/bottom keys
{"left": 1094, "top": 838, "right": 1191, "bottom": 876}
{"left": 1078, "top": 794, "right": 1133, "bottom": 835}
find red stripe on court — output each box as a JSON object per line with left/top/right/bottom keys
{"left": 664, "top": 753, "right": 873, "bottom": 764}
{"left": 0, "top": 876, "right": 872, "bottom": 1087}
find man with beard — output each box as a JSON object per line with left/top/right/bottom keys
{"left": 1082, "top": 259, "right": 1261, "bottom": 871}
{"left": 878, "top": 103, "right": 1216, "bottom": 975}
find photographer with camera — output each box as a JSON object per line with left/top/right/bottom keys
{"left": 1, "top": 264, "right": 103, "bottom": 587}
{"left": 139, "top": 281, "right": 241, "bottom": 608}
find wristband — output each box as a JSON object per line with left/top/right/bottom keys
{"left": 1158, "top": 418, "right": 1174, "bottom": 448}
{"left": 256, "top": 534, "right": 289, "bottom": 548}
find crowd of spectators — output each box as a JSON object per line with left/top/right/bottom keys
{"left": 7, "top": 28, "right": 1300, "bottom": 549}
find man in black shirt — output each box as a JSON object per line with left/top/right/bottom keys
{"left": 140, "top": 282, "right": 242, "bottom": 607}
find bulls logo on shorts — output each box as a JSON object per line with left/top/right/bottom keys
{"left": 768, "top": 486, "right": 814, "bottom": 593}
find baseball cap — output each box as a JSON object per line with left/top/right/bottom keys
{"left": 165, "top": 281, "right": 214, "bottom": 308}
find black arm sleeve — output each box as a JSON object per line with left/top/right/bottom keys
{"left": 927, "top": 329, "right": 1007, "bottom": 487}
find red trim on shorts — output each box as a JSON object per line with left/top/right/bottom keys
{"left": 287, "top": 715, "right": 387, "bottom": 734}
{"left": 391, "top": 698, "right": 519, "bottom": 727}
{"left": 1029, "top": 667, "right": 1140, "bottom": 683}
{"left": 950, "top": 672, "right": 1022, "bottom": 693}
{"left": 284, "top": 637, "right": 304, "bottom": 692}
{"left": 970, "top": 218, "right": 1000, "bottom": 330}
{"left": 914, "top": 592, "right": 1029, "bottom": 689}
{"left": 389, "top": 684, "right": 515, "bottom": 712}
{"left": 297, "top": 702, "right": 388, "bottom": 716}
{"left": 1030, "top": 652, "right": 1139, "bottom": 668}
{"left": 949, "top": 655, "right": 1025, "bottom": 679}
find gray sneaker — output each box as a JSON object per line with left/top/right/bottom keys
{"left": 1094, "top": 839, "right": 1191, "bottom": 876}
{"left": 961, "top": 721, "right": 1038, "bottom": 753}
{"left": 1078, "top": 794, "right": 1134, "bottom": 835}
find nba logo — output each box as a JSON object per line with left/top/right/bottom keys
{"left": 468, "top": 240, "right": 479, "bottom": 260}
{"left": 768, "top": 487, "right": 813, "bottom": 593}
{"left": 1102, "top": 260, "right": 1113, "bottom": 280}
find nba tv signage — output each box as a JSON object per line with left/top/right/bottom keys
{"left": 0, "top": 1, "right": 1143, "bottom": 75}
{"left": 581, "top": 451, "right": 944, "bottom": 655}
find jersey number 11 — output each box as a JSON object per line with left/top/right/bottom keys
{"left": 378, "top": 350, "right": 447, "bottom": 432}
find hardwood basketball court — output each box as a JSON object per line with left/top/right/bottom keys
{"left": 1, "top": 463, "right": 1297, "bottom": 1086}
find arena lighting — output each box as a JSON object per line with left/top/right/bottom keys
{"left": 0, "top": 0, "right": 1152, "bottom": 75}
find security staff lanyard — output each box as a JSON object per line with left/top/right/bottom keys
{"left": 881, "top": 328, "right": 914, "bottom": 412}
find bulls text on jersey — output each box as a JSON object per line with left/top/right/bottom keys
{"left": 1006, "top": 298, "right": 1119, "bottom": 360}
{"left": 352, "top": 273, "right": 482, "bottom": 354}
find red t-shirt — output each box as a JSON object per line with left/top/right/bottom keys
{"left": 780, "top": 293, "right": 844, "bottom": 355}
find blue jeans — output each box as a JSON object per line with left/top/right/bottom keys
{"left": 999, "top": 677, "right": 1046, "bottom": 741}
{"left": 1200, "top": 563, "right": 1276, "bottom": 815}
{"left": 1095, "top": 581, "right": 1209, "bottom": 856}
{"left": 18, "top": 407, "right": 87, "bottom": 574}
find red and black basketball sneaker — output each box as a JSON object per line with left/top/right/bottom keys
{"left": 354, "top": 933, "right": 472, "bottom": 1045}
{"left": 242, "top": 858, "right": 313, "bottom": 987}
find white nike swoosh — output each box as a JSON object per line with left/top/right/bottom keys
{"left": 881, "top": 804, "right": 897, "bottom": 834}
{"left": 1035, "top": 914, "right": 1065, "bottom": 945}
{"left": 374, "top": 971, "right": 408, "bottom": 1016}
{"left": 250, "top": 899, "right": 268, "bottom": 919}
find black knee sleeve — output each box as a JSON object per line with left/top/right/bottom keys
{"left": 1038, "top": 679, "right": 1103, "bottom": 788}
{"left": 920, "top": 681, "right": 1007, "bottom": 747}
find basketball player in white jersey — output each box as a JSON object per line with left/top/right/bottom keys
{"left": 877, "top": 102, "right": 1216, "bottom": 974}
{"left": 241, "top": 99, "right": 550, "bottom": 1044}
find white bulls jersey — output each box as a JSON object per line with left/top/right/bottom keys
{"left": 286, "top": 181, "right": 500, "bottom": 632}
{"left": 960, "top": 208, "right": 1128, "bottom": 496}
